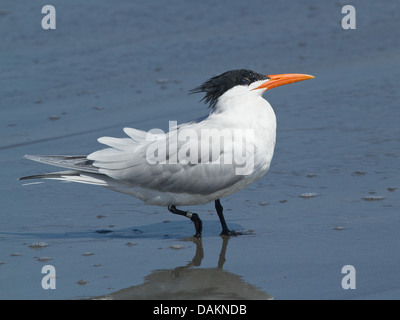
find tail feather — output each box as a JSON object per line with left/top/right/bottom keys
{"left": 19, "top": 170, "right": 80, "bottom": 181}
{"left": 20, "top": 155, "right": 109, "bottom": 186}
{"left": 23, "top": 155, "right": 98, "bottom": 173}
{"left": 19, "top": 170, "right": 109, "bottom": 186}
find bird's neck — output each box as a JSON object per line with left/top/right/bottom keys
{"left": 208, "top": 94, "right": 277, "bottom": 179}
{"left": 211, "top": 95, "right": 276, "bottom": 130}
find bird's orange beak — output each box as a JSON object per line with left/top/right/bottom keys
{"left": 254, "top": 73, "right": 315, "bottom": 91}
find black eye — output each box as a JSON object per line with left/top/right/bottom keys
{"left": 241, "top": 77, "right": 251, "bottom": 85}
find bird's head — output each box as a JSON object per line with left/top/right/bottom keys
{"left": 190, "top": 69, "right": 314, "bottom": 109}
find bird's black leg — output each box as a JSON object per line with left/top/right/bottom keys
{"left": 168, "top": 205, "right": 202, "bottom": 238}
{"left": 215, "top": 199, "right": 237, "bottom": 236}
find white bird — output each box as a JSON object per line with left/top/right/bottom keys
{"left": 20, "top": 69, "right": 314, "bottom": 238}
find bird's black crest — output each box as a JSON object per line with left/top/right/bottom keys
{"left": 189, "top": 69, "right": 268, "bottom": 109}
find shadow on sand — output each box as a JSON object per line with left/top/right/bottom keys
{"left": 94, "top": 237, "right": 272, "bottom": 300}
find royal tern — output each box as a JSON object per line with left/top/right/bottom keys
{"left": 20, "top": 69, "right": 314, "bottom": 238}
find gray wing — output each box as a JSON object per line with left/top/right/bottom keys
{"left": 22, "top": 155, "right": 99, "bottom": 173}
{"left": 87, "top": 125, "right": 250, "bottom": 195}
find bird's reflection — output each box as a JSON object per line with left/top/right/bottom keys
{"left": 96, "top": 237, "right": 271, "bottom": 300}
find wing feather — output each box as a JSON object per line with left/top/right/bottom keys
{"left": 88, "top": 123, "right": 251, "bottom": 195}
{"left": 23, "top": 155, "right": 98, "bottom": 173}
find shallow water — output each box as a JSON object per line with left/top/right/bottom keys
{"left": 1, "top": 0, "right": 400, "bottom": 299}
